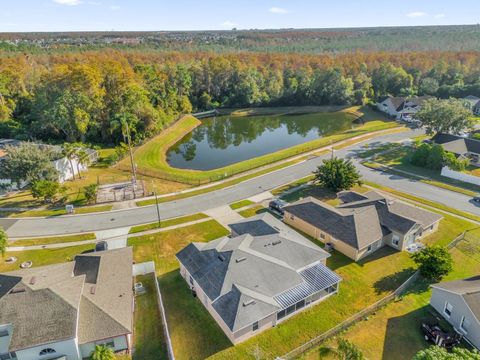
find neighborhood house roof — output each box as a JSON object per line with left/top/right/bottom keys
{"left": 284, "top": 191, "right": 442, "bottom": 250}
{"left": 379, "top": 96, "right": 433, "bottom": 112}
{"left": 176, "top": 213, "right": 340, "bottom": 333}
{"left": 432, "top": 276, "right": 480, "bottom": 322}
{"left": 431, "top": 133, "right": 480, "bottom": 156}
{"left": 0, "top": 248, "right": 133, "bottom": 351}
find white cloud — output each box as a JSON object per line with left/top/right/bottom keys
{"left": 407, "top": 11, "right": 427, "bottom": 18}
{"left": 110, "top": 5, "right": 120, "bottom": 10}
{"left": 269, "top": 7, "right": 288, "bottom": 14}
{"left": 53, "top": 0, "right": 83, "bottom": 5}
{"left": 434, "top": 13, "right": 446, "bottom": 19}
{"left": 221, "top": 21, "right": 238, "bottom": 28}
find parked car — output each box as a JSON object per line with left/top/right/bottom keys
{"left": 269, "top": 199, "right": 287, "bottom": 215}
{"left": 95, "top": 241, "right": 108, "bottom": 252}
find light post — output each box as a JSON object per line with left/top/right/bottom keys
{"left": 153, "top": 183, "right": 161, "bottom": 228}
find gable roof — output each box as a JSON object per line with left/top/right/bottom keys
{"left": 176, "top": 213, "right": 340, "bottom": 333}
{"left": 432, "top": 276, "right": 480, "bottom": 322}
{"left": 431, "top": 133, "right": 480, "bottom": 155}
{"left": 284, "top": 191, "right": 442, "bottom": 250}
{"left": 0, "top": 248, "right": 133, "bottom": 351}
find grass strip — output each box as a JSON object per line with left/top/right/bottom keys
{"left": 129, "top": 213, "right": 209, "bottom": 234}
{"left": 229, "top": 200, "right": 254, "bottom": 210}
{"left": 7, "top": 204, "right": 113, "bottom": 218}
{"left": 9, "top": 233, "right": 96, "bottom": 247}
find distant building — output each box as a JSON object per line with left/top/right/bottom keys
{"left": 376, "top": 96, "right": 434, "bottom": 120}
{"left": 283, "top": 191, "right": 442, "bottom": 261}
{"left": 176, "top": 213, "right": 341, "bottom": 344}
{"left": 0, "top": 248, "right": 134, "bottom": 360}
{"left": 430, "top": 276, "right": 480, "bottom": 350}
{"left": 432, "top": 133, "right": 480, "bottom": 166}
{"left": 463, "top": 95, "right": 480, "bottom": 115}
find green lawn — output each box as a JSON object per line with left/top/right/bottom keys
{"left": 5, "top": 204, "right": 113, "bottom": 218}
{"left": 9, "top": 233, "right": 96, "bottom": 247}
{"left": 302, "top": 222, "right": 480, "bottom": 360}
{"left": 238, "top": 205, "right": 268, "bottom": 218}
{"left": 133, "top": 274, "right": 168, "bottom": 360}
{"left": 0, "top": 244, "right": 95, "bottom": 273}
{"left": 127, "top": 220, "right": 231, "bottom": 360}
{"left": 129, "top": 213, "right": 209, "bottom": 234}
{"left": 229, "top": 200, "right": 254, "bottom": 210}
{"left": 123, "top": 107, "right": 397, "bottom": 186}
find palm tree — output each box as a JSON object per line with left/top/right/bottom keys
{"left": 90, "top": 345, "right": 115, "bottom": 360}
{"left": 76, "top": 148, "right": 91, "bottom": 179}
{"left": 62, "top": 143, "right": 78, "bottom": 181}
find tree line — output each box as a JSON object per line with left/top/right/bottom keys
{"left": 1, "top": 50, "right": 480, "bottom": 144}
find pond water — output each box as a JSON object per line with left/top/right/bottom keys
{"left": 166, "top": 112, "right": 357, "bottom": 170}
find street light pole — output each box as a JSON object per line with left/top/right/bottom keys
{"left": 154, "top": 190, "right": 161, "bottom": 228}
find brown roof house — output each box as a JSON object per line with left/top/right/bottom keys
{"left": 430, "top": 276, "right": 480, "bottom": 350}
{"left": 0, "top": 248, "right": 133, "bottom": 360}
{"left": 176, "top": 213, "right": 341, "bottom": 344}
{"left": 283, "top": 191, "right": 442, "bottom": 261}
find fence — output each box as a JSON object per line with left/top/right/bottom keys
{"left": 134, "top": 262, "right": 175, "bottom": 360}
{"left": 441, "top": 166, "right": 480, "bottom": 186}
{"left": 281, "top": 271, "right": 420, "bottom": 359}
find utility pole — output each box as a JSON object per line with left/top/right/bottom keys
{"left": 122, "top": 118, "right": 137, "bottom": 184}
{"left": 154, "top": 189, "right": 161, "bottom": 228}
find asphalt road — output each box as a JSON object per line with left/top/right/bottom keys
{"left": 3, "top": 128, "right": 479, "bottom": 238}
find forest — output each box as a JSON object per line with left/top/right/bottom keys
{"left": 1, "top": 29, "right": 480, "bottom": 145}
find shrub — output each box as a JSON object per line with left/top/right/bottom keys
{"left": 84, "top": 184, "right": 98, "bottom": 204}
{"left": 31, "top": 180, "right": 61, "bottom": 204}
{"left": 411, "top": 246, "right": 453, "bottom": 281}
{"left": 313, "top": 158, "right": 362, "bottom": 192}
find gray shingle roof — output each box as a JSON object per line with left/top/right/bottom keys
{"left": 432, "top": 133, "right": 480, "bottom": 155}
{"left": 432, "top": 276, "right": 480, "bottom": 321}
{"left": 230, "top": 219, "right": 279, "bottom": 237}
{"left": 0, "top": 248, "right": 133, "bottom": 351}
{"left": 177, "top": 213, "right": 340, "bottom": 333}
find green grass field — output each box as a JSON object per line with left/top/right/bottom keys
{"left": 121, "top": 107, "right": 397, "bottom": 185}
{"left": 128, "top": 213, "right": 209, "bottom": 234}
{"left": 229, "top": 200, "right": 254, "bottom": 210}
{"left": 9, "top": 233, "right": 96, "bottom": 247}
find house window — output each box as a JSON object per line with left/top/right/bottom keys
{"left": 105, "top": 341, "right": 114, "bottom": 348}
{"left": 39, "top": 348, "right": 56, "bottom": 356}
{"left": 460, "top": 316, "right": 470, "bottom": 333}
{"left": 296, "top": 300, "right": 305, "bottom": 310}
{"left": 286, "top": 304, "right": 296, "bottom": 315}
{"left": 290, "top": 215, "right": 295, "bottom": 221}
{"left": 252, "top": 321, "right": 259, "bottom": 331}
{"left": 367, "top": 245, "right": 372, "bottom": 252}
{"left": 320, "top": 233, "right": 326, "bottom": 240}
{"left": 189, "top": 275, "right": 194, "bottom": 286}
{"left": 444, "top": 302, "right": 453, "bottom": 317}
{"left": 277, "top": 309, "right": 286, "bottom": 320}
{"left": 392, "top": 234, "right": 400, "bottom": 246}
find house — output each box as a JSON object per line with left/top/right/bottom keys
{"left": 283, "top": 191, "right": 442, "bottom": 261}
{"left": 430, "top": 276, "right": 480, "bottom": 350}
{"left": 0, "top": 140, "right": 97, "bottom": 189}
{"left": 431, "top": 133, "right": 480, "bottom": 166}
{"left": 0, "top": 247, "right": 134, "bottom": 360}
{"left": 463, "top": 95, "right": 480, "bottom": 116}
{"left": 376, "top": 96, "right": 433, "bottom": 120}
{"left": 176, "top": 213, "right": 341, "bottom": 344}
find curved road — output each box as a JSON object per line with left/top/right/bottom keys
{"left": 2, "top": 129, "right": 479, "bottom": 238}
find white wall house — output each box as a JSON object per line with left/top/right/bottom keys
{"left": 0, "top": 248, "right": 134, "bottom": 360}
{"left": 376, "top": 96, "right": 434, "bottom": 120}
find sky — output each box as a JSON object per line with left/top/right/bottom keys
{"left": 1, "top": 0, "right": 479, "bottom": 32}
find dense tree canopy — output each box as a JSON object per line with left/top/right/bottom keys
{"left": 0, "top": 50, "right": 480, "bottom": 144}
{"left": 411, "top": 246, "right": 453, "bottom": 281}
{"left": 413, "top": 346, "right": 480, "bottom": 360}
{"left": 313, "top": 157, "right": 362, "bottom": 192}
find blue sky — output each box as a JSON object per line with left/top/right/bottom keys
{"left": 2, "top": 0, "right": 479, "bottom": 32}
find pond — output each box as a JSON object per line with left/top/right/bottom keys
{"left": 166, "top": 112, "right": 358, "bottom": 170}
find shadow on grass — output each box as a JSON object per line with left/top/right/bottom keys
{"left": 372, "top": 267, "right": 416, "bottom": 295}
{"left": 158, "top": 270, "right": 232, "bottom": 359}
{"left": 382, "top": 305, "right": 431, "bottom": 360}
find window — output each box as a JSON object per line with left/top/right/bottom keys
{"left": 392, "top": 234, "right": 400, "bottom": 246}
{"left": 295, "top": 300, "right": 305, "bottom": 310}
{"left": 105, "top": 341, "right": 114, "bottom": 348}
{"left": 444, "top": 302, "right": 453, "bottom": 317}
{"left": 286, "top": 304, "right": 296, "bottom": 315}
{"left": 460, "top": 316, "right": 470, "bottom": 333}
{"left": 320, "top": 233, "right": 325, "bottom": 240}
{"left": 290, "top": 215, "right": 295, "bottom": 221}
{"left": 252, "top": 321, "right": 259, "bottom": 331}
{"left": 367, "top": 245, "right": 372, "bottom": 252}
{"left": 39, "top": 348, "right": 56, "bottom": 356}
{"left": 277, "top": 309, "right": 286, "bottom": 320}
{"left": 189, "top": 275, "right": 194, "bottom": 286}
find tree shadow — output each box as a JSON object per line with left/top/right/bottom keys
{"left": 372, "top": 267, "right": 416, "bottom": 295}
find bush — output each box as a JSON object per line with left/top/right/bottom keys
{"left": 444, "top": 152, "right": 470, "bottom": 171}
{"left": 31, "top": 180, "right": 61, "bottom": 204}
{"left": 409, "top": 143, "right": 464, "bottom": 171}
{"left": 84, "top": 184, "right": 98, "bottom": 204}
{"left": 411, "top": 246, "right": 453, "bottom": 282}
{"left": 313, "top": 158, "right": 362, "bottom": 192}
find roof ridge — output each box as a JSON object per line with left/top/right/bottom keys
{"left": 237, "top": 236, "right": 295, "bottom": 271}
{"left": 81, "top": 295, "right": 130, "bottom": 335}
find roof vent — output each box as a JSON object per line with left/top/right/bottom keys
{"left": 29, "top": 276, "right": 36, "bottom": 285}
{"left": 9, "top": 287, "right": 25, "bottom": 294}
{"left": 90, "top": 285, "right": 96, "bottom": 295}
{"left": 218, "top": 255, "right": 225, "bottom": 262}
{"left": 236, "top": 257, "right": 247, "bottom": 263}
{"left": 272, "top": 240, "right": 282, "bottom": 246}
{"left": 243, "top": 299, "right": 256, "bottom": 307}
